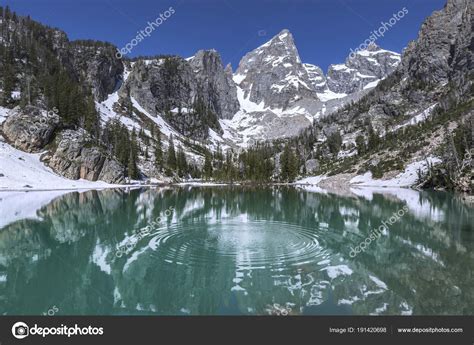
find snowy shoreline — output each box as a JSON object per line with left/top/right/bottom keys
{"left": 293, "top": 156, "right": 442, "bottom": 190}
{"left": 0, "top": 127, "right": 442, "bottom": 192}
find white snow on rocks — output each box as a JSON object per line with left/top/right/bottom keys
{"left": 0, "top": 138, "right": 116, "bottom": 191}
{"left": 350, "top": 157, "right": 441, "bottom": 187}
{"left": 0, "top": 107, "right": 9, "bottom": 124}
{"left": 232, "top": 74, "right": 246, "bottom": 85}
{"left": 130, "top": 97, "right": 179, "bottom": 138}
{"left": 316, "top": 89, "right": 348, "bottom": 102}
{"left": 363, "top": 79, "right": 380, "bottom": 90}
{"left": 236, "top": 86, "right": 266, "bottom": 113}
{"left": 393, "top": 104, "right": 438, "bottom": 131}
{"left": 295, "top": 175, "right": 328, "bottom": 185}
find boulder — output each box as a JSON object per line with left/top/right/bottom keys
{"left": 305, "top": 159, "right": 320, "bottom": 174}
{"left": 2, "top": 106, "right": 60, "bottom": 152}
{"left": 44, "top": 129, "right": 125, "bottom": 184}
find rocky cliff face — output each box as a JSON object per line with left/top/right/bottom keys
{"left": 42, "top": 129, "right": 125, "bottom": 184}
{"left": 226, "top": 30, "right": 401, "bottom": 142}
{"left": 317, "top": 0, "right": 472, "bottom": 133}
{"left": 122, "top": 56, "right": 194, "bottom": 115}
{"left": 303, "top": 63, "right": 327, "bottom": 93}
{"left": 401, "top": 0, "right": 473, "bottom": 100}
{"left": 2, "top": 106, "right": 60, "bottom": 152}
{"left": 235, "top": 29, "right": 318, "bottom": 109}
{"left": 65, "top": 42, "right": 124, "bottom": 102}
{"left": 12, "top": 23, "right": 124, "bottom": 103}
{"left": 189, "top": 50, "right": 240, "bottom": 120}
{"left": 1, "top": 0, "right": 470, "bottom": 186}
{"left": 1, "top": 107, "right": 125, "bottom": 184}
{"left": 326, "top": 43, "right": 400, "bottom": 95}
{"left": 122, "top": 50, "right": 239, "bottom": 139}
{"left": 303, "top": 0, "right": 472, "bottom": 191}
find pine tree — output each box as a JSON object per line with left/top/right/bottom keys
{"left": 128, "top": 129, "right": 139, "bottom": 179}
{"left": 280, "top": 143, "right": 298, "bottom": 182}
{"left": 154, "top": 131, "right": 163, "bottom": 172}
{"left": 128, "top": 149, "right": 139, "bottom": 180}
{"left": 2, "top": 53, "right": 15, "bottom": 106}
{"left": 224, "top": 150, "right": 235, "bottom": 182}
{"left": 177, "top": 147, "right": 188, "bottom": 177}
{"left": 288, "top": 149, "right": 298, "bottom": 182}
{"left": 355, "top": 134, "right": 366, "bottom": 155}
{"left": 367, "top": 123, "right": 380, "bottom": 151}
{"left": 203, "top": 150, "right": 213, "bottom": 180}
{"left": 327, "top": 131, "right": 342, "bottom": 156}
{"left": 84, "top": 94, "right": 99, "bottom": 138}
{"left": 167, "top": 135, "right": 177, "bottom": 171}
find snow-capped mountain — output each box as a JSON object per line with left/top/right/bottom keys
{"left": 234, "top": 29, "right": 317, "bottom": 109}
{"left": 303, "top": 63, "right": 327, "bottom": 93}
{"left": 0, "top": 13, "right": 404, "bottom": 186}
{"left": 326, "top": 43, "right": 401, "bottom": 94}
{"left": 6, "top": 0, "right": 470, "bottom": 189}
{"left": 225, "top": 30, "right": 401, "bottom": 142}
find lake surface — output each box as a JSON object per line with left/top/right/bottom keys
{"left": 0, "top": 186, "right": 472, "bottom": 315}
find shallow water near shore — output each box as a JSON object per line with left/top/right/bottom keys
{"left": 0, "top": 186, "right": 472, "bottom": 315}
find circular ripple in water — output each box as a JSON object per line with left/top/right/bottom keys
{"left": 146, "top": 220, "right": 330, "bottom": 270}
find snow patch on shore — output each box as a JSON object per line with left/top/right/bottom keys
{"left": 295, "top": 175, "right": 327, "bottom": 185}
{"left": 0, "top": 139, "right": 117, "bottom": 191}
{"left": 350, "top": 157, "right": 441, "bottom": 187}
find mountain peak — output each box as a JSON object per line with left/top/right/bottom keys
{"left": 325, "top": 43, "right": 401, "bottom": 94}
{"left": 366, "top": 42, "right": 381, "bottom": 52}
{"left": 275, "top": 28, "right": 291, "bottom": 39}
{"left": 261, "top": 29, "right": 295, "bottom": 49}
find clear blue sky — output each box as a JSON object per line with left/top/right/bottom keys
{"left": 3, "top": 0, "right": 445, "bottom": 72}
